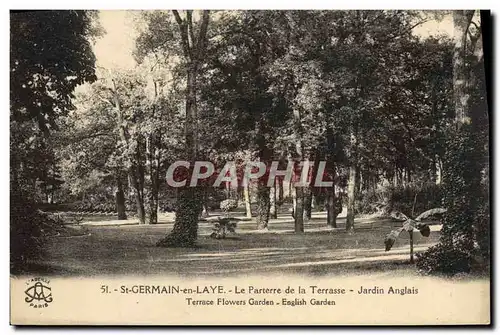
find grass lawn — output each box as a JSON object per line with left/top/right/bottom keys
{"left": 16, "top": 213, "right": 449, "bottom": 278}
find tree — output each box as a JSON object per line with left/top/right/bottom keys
{"left": 137, "top": 10, "right": 211, "bottom": 246}
{"left": 57, "top": 82, "right": 126, "bottom": 219}
{"left": 269, "top": 181, "right": 277, "bottom": 219}
{"left": 452, "top": 11, "right": 475, "bottom": 124}
{"left": 10, "top": 10, "right": 99, "bottom": 270}
{"left": 199, "top": 11, "right": 291, "bottom": 231}
{"left": 11, "top": 10, "right": 99, "bottom": 193}
{"left": 417, "top": 11, "right": 489, "bottom": 274}
{"left": 263, "top": 11, "right": 432, "bottom": 234}
{"left": 57, "top": 59, "right": 183, "bottom": 224}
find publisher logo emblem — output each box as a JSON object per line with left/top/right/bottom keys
{"left": 25, "top": 278, "right": 52, "bottom": 308}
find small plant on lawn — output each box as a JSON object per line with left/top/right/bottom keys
{"left": 210, "top": 217, "right": 237, "bottom": 239}
{"left": 210, "top": 199, "right": 239, "bottom": 239}
{"left": 384, "top": 208, "right": 447, "bottom": 263}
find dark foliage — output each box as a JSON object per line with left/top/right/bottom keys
{"left": 417, "top": 125, "right": 489, "bottom": 274}
{"left": 10, "top": 10, "right": 99, "bottom": 131}
{"left": 10, "top": 190, "right": 87, "bottom": 272}
{"left": 10, "top": 10, "right": 99, "bottom": 271}
{"left": 10, "top": 190, "right": 47, "bottom": 272}
{"left": 416, "top": 244, "right": 472, "bottom": 275}
{"left": 356, "top": 183, "right": 443, "bottom": 216}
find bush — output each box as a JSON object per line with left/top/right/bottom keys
{"left": 356, "top": 187, "right": 389, "bottom": 214}
{"left": 10, "top": 190, "right": 86, "bottom": 272}
{"left": 356, "top": 183, "right": 443, "bottom": 216}
{"left": 11, "top": 191, "right": 49, "bottom": 272}
{"left": 220, "top": 199, "right": 238, "bottom": 213}
{"left": 416, "top": 243, "right": 472, "bottom": 275}
{"left": 159, "top": 198, "right": 177, "bottom": 212}
{"left": 210, "top": 217, "right": 237, "bottom": 239}
{"left": 416, "top": 125, "right": 489, "bottom": 274}
{"left": 390, "top": 184, "right": 443, "bottom": 216}
{"left": 204, "top": 189, "right": 226, "bottom": 210}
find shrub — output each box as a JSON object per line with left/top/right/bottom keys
{"left": 356, "top": 187, "right": 389, "bottom": 214}
{"left": 10, "top": 189, "right": 89, "bottom": 273}
{"left": 416, "top": 243, "right": 472, "bottom": 275}
{"left": 356, "top": 183, "right": 443, "bottom": 216}
{"left": 220, "top": 199, "right": 238, "bottom": 213}
{"left": 11, "top": 191, "right": 50, "bottom": 272}
{"left": 417, "top": 125, "right": 488, "bottom": 274}
{"left": 210, "top": 217, "right": 237, "bottom": 239}
{"left": 389, "top": 184, "right": 443, "bottom": 216}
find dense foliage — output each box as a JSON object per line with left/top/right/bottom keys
{"left": 10, "top": 10, "right": 100, "bottom": 271}
{"left": 11, "top": 10, "right": 489, "bottom": 275}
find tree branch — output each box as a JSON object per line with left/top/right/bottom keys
{"left": 386, "top": 18, "right": 431, "bottom": 42}
{"left": 186, "top": 10, "right": 196, "bottom": 50}
{"left": 97, "top": 96, "right": 114, "bottom": 106}
{"left": 61, "top": 130, "right": 116, "bottom": 146}
{"left": 464, "top": 10, "right": 476, "bottom": 39}
{"left": 196, "top": 10, "right": 210, "bottom": 57}
{"left": 172, "top": 10, "right": 192, "bottom": 60}
{"left": 470, "top": 20, "right": 481, "bottom": 32}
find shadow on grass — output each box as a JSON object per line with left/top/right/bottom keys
{"left": 12, "top": 216, "right": 448, "bottom": 278}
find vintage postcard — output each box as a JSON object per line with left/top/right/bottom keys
{"left": 10, "top": 9, "right": 490, "bottom": 325}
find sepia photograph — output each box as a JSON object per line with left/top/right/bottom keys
{"left": 9, "top": 9, "right": 491, "bottom": 325}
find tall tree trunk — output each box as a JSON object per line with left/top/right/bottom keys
{"left": 326, "top": 188, "right": 337, "bottom": 228}
{"left": 158, "top": 10, "right": 210, "bottom": 247}
{"left": 291, "top": 107, "right": 306, "bottom": 233}
{"left": 345, "top": 128, "right": 358, "bottom": 234}
{"left": 303, "top": 187, "right": 312, "bottom": 221}
{"left": 111, "top": 78, "right": 145, "bottom": 224}
{"left": 255, "top": 136, "right": 272, "bottom": 229}
{"left": 244, "top": 182, "right": 252, "bottom": 219}
{"left": 294, "top": 186, "right": 305, "bottom": 233}
{"left": 146, "top": 134, "right": 160, "bottom": 225}
{"left": 130, "top": 170, "right": 145, "bottom": 225}
{"left": 256, "top": 181, "right": 270, "bottom": 230}
{"left": 304, "top": 150, "right": 320, "bottom": 220}
{"left": 434, "top": 10, "right": 482, "bottom": 260}
{"left": 325, "top": 128, "right": 338, "bottom": 228}
{"left": 115, "top": 175, "right": 127, "bottom": 220}
{"left": 275, "top": 177, "right": 283, "bottom": 216}
{"left": 277, "top": 177, "right": 284, "bottom": 205}
{"left": 160, "top": 65, "right": 200, "bottom": 245}
{"left": 135, "top": 138, "right": 146, "bottom": 224}
{"left": 269, "top": 182, "right": 277, "bottom": 219}
{"left": 355, "top": 165, "right": 362, "bottom": 194}
{"left": 146, "top": 176, "right": 159, "bottom": 225}
{"left": 452, "top": 10, "right": 475, "bottom": 124}
{"left": 345, "top": 164, "right": 356, "bottom": 234}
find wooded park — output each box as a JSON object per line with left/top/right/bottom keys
{"left": 10, "top": 10, "right": 490, "bottom": 278}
